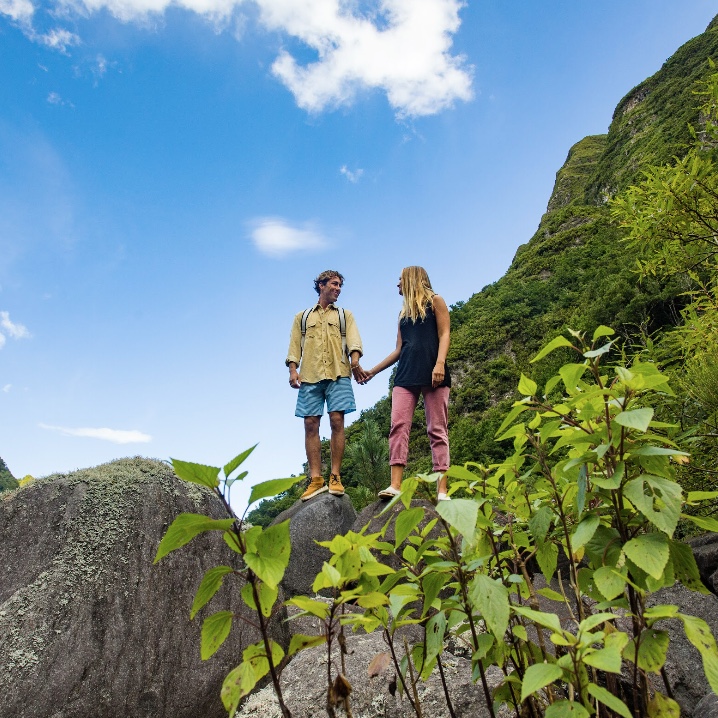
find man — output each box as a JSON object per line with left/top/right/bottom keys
{"left": 286, "top": 270, "right": 367, "bottom": 500}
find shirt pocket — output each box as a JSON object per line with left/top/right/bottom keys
{"left": 326, "top": 314, "right": 342, "bottom": 338}
{"left": 305, "top": 315, "right": 319, "bottom": 339}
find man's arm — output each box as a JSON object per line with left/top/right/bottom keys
{"left": 345, "top": 310, "right": 368, "bottom": 382}
{"left": 286, "top": 313, "right": 302, "bottom": 389}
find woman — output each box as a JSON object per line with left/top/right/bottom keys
{"left": 363, "top": 266, "right": 451, "bottom": 501}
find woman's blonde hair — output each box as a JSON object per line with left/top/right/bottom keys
{"left": 399, "top": 266, "right": 435, "bottom": 322}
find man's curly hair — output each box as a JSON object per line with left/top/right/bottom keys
{"left": 314, "top": 270, "right": 345, "bottom": 295}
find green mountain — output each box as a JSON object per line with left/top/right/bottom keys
{"left": 0, "top": 457, "right": 18, "bottom": 492}
{"left": 249, "top": 16, "right": 718, "bottom": 524}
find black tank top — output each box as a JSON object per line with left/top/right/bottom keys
{"left": 393, "top": 305, "right": 451, "bottom": 389}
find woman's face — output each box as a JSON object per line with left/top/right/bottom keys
{"left": 397, "top": 277, "right": 403, "bottom": 296}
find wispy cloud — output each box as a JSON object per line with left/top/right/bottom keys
{"left": 0, "top": 311, "right": 30, "bottom": 350}
{"left": 340, "top": 165, "right": 364, "bottom": 183}
{"left": 39, "top": 28, "right": 80, "bottom": 53}
{"left": 39, "top": 423, "right": 153, "bottom": 444}
{"left": 248, "top": 217, "right": 328, "bottom": 258}
{"left": 2, "top": 384, "right": 11, "bottom": 393}
{"left": 0, "top": 0, "right": 34, "bottom": 22}
{"left": 47, "top": 91, "right": 74, "bottom": 107}
{"left": 5, "top": 0, "right": 473, "bottom": 118}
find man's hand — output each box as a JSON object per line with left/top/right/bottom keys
{"left": 352, "top": 364, "right": 370, "bottom": 384}
{"left": 289, "top": 367, "right": 301, "bottom": 389}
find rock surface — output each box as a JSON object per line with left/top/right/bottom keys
{"left": 688, "top": 533, "right": 718, "bottom": 594}
{"left": 648, "top": 583, "right": 718, "bottom": 716}
{"left": 238, "top": 624, "right": 505, "bottom": 718}
{"left": 271, "top": 493, "right": 357, "bottom": 596}
{"left": 0, "top": 457, "right": 289, "bottom": 718}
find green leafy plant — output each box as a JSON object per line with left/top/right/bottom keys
{"left": 154, "top": 446, "right": 303, "bottom": 718}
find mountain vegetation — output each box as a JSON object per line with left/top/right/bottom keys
{"left": 249, "top": 16, "right": 718, "bottom": 527}
{"left": 0, "top": 457, "right": 18, "bottom": 492}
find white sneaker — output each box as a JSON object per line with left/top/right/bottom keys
{"left": 378, "top": 485, "right": 400, "bottom": 499}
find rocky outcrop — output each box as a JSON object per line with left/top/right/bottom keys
{"left": 271, "top": 493, "right": 357, "bottom": 596}
{"left": 0, "top": 457, "right": 289, "bottom": 718}
{"left": 688, "top": 533, "right": 718, "bottom": 594}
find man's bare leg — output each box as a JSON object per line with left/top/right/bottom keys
{"left": 304, "top": 415, "right": 322, "bottom": 476}
{"left": 328, "top": 411, "right": 345, "bottom": 475}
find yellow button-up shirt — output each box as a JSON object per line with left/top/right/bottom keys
{"left": 286, "top": 304, "right": 363, "bottom": 384}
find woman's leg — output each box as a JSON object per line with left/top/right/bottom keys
{"left": 388, "top": 386, "right": 420, "bottom": 489}
{"left": 423, "top": 386, "right": 450, "bottom": 492}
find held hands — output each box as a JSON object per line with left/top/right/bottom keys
{"left": 289, "top": 367, "right": 301, "bottom": 389}
{"left": 352, "top": 364, "right": 371, "bottom": 384}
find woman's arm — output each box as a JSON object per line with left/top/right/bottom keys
{"left": 432, "top": 295, "right": 450, "bottom": 388}
{"left": 362, "top": 324, "right": 402, "bottom": 383}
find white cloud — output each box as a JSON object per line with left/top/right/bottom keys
{"left": 2, "top": 384, "right": 11, "bottom": 393}
{"left": 249, "top": 217, "right": 328, "bottom": 258}
{"left": 340, "top": 165, "right": 363, "bottom": 183}
{"left": 0, "top": 311, "right": 30, "bottom": 350}
{"left": 39, "top": 28, "right": 80, "bottom": 53}
{"left": 0, "top": 0, "right": 34, "bottom": 22}
{"left": 39, "top": 423, "right": 153, "bottom": 444}
{"left": 47, "top": 91, "right": 75, "bottom": 107}
{"left": 15, "top": 0, "right": 472, "bottom": 117}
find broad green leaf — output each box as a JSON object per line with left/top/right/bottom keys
{"left": 624, "top": 629, "right": 670, "bottom": 672}
{"left": 571, "top": 514, "right": 600, "bottom": 551}
{"left": 287, "top": 595, "right": 330, "bottom": 619}
{"left": 687, "top": 491, "right": 718, "bottom": 503}
{"left": 171, "top": 458, "right": 220, "bottom": 489}
{"left": 536, "top": 541, "right": 559, "bottom": 581}
{"left": 512, "top": 605, "right": 563, "bottom": 634}
{"left": 472, "top": 633, "right": 494, "bottom": 661}
{"left": 436, "top": 498, "right": 479, "bottom": 540}
{"left": 249, "top": 476, "right": 304, "bottom": 505}
{"left": 592, "top": 326, "right": 615, "bottom": 342}
{"left": 446, "top": 464, "right": 482, "bottom": 482}
{"left": 623, "top": 533, "right": 670, "bottom": 580}
{"left": 545, "top": 701, "right": 590, "bottom": 718}
{"left": 494, "top": 404, "right": 530, "bottom": 439}
{"left": 683, "top": 514, "right": 718, "bottom": 533}
{"left": 644, "top": 604, "right": 679, "bottom": 621}
{"left": 614, "top": 408, "right": 654, "bottom": 433}
{"left": 583, "top": 631, "right": 629, "bottom": 673}
{"left": 288, "top": 633, "right": 327, "bottom": 656}
{"left": 537, "top": 587, "right": 565, "bottom": 602}
{"left": 222, "top": 662, "right": 255, "bottom": 717}
{"left": 422, "top": 572, "right": 449, "bottom": 617}
{"left": 630, "top": 446, "right": 689, "bottom": 457}
{"left": 670, "top": 540, "right": 710, "bottom": 594}
{"left": 240, "top": 581, "right": 278, "bottom": 618}
{"left": 647, "top": 692, "right": 680, "bottom": 717}
{"left": 531, "top": 335, "right": 574, "bottom": 364}
{"left": 623, "top": 475, "right": 682, "bottom": 537}
{"left": 154, "top": 513, "right": 235, "bottom": 562}
{"left": 587, "top": 684, "right": 632, "bottom": 718}
{"left": 529, "top": 506, "right": 552, "bottom": 544}
{"left": 518, "top": 373, "right": 538, "bottom": 396}
{"left": 678, "top": 613, "right": 718, "bottom": 693}
{"left": 395, "top": 507, "right": 425, "bottom": 549}
{"left": 191, "top": 566, "right": 233, "bottom": 619}
{"left": 469, "top": 574, "right": 509, "bottom": 638}
{"left": 583, "top": 340, "right": 614, "bottom": 358}
{"left": 593, "top": 566, "right": 626, "bottom": 600}
{"left": 425, "top": 611, "right": 446, "bottom": 665}
{"left": 577, "top": 465, "right": 587, "bottom": 516}
{"left": 578, "top": 612, "right": 617, "bottom": 634}
{"left": 223, "top": 445, "right": 256, "bottom": 479}
{"left": 520, "top": 662, "right": 563, "bottom": 702}
{"left": 201, "top": 610, "right": 233, "bottom": 660}
{"left": 559, "top": 363, "right": 588, "bottom": 392}
{"left": 244, "top": 520, "right": 291, "bottom": 590}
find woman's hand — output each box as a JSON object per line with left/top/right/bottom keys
{"left": 352, "top": 364, "right": 370, "bottom": 384}
{"left": 432, "top": 361, "right": 445, "bottom": 388}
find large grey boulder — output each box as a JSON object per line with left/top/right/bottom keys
{"left": 271, "top": 493, "right": 357, "bottom": 596}
{"left": 688, "top": 533, "right": 718, "bottom": 594}
{"left": 0, "top": 457, "right": 289, "bottom": 718}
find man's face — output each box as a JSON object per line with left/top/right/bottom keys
{"left": 320, "top": 276, "right": 342, "bottom": 304}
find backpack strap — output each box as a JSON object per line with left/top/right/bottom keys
{"left": 337, "top": 307, "right": 348, "bottom": 363}
{"left": 299, "top": 307, "right": 313, "bottom": 357}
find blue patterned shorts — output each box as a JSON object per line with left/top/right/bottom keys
{"left": 295, "top": 377, "right": 356, "bottom": 417}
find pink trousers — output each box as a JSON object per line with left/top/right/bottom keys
{"left": 389, "top": 385, "right": 450, "bottom": 472}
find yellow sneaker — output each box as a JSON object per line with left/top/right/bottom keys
{"left": 301, "top": 476, "right": 328, "bottom": 501}
{"left": 328, "top": 473, "right": 345, "bottom": 496}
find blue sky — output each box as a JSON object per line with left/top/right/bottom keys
{"left": 1, "top": 0, "right": 715, "bottom": 510}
